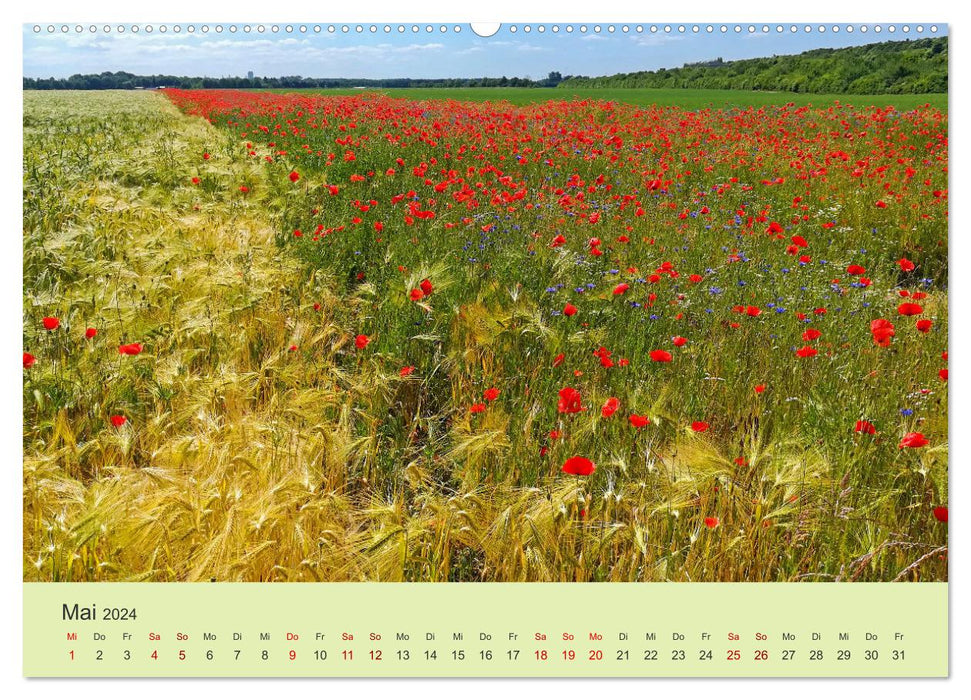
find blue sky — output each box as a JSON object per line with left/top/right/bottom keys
{"left": 23, "top": 23, "right": 948, "bottom": 80}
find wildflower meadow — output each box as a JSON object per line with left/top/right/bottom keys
{"left": 23, "top": 88, "right": 948, "bottom": 582}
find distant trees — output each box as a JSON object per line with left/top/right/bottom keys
{"left": 560, "top": 37, "right": 947, "bottom": 94}
{"left": 24, "top": 71, "right": 566, "bottom": 90}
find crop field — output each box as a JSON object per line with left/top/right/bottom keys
{"left": 269, "top": 87, "right": 948, "bottom": 111}
{"left": 24, "top": 89, "right": 947, "bottom": 582}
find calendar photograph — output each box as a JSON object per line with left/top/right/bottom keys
{"left": 18, "top": 13, "right": 956, "bottom": 680}
{"left": 22, "top": 22, "right": 949, "bottom": 591}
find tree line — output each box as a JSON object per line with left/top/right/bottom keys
{"left": 23, "top": 71, "right": 565, "bottom": 90}
{"left": 560, "top": 37, "right": 947, "bottom": 94}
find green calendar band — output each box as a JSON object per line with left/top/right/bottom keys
{"left": 24, "top": 582, "right": 948, "bottom": 677}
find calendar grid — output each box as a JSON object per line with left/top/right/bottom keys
{"left": 24, "top": 583, "right": 948, "bottom": 677}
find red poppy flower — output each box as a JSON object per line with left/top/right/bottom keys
{"left": 552, "top": 353, "right": 565, "bottom": 368}
{"left": 118, "top": 343, "right": 143, "bottom": 355}
{"left": 746, "top": 306, "right": 761, "bottom": 317}
{"left": 704, "top": 517, "right": 719, "bottom": 529}
{"left": 42, "top": 317, "right": 59, "bottom": 330}
{"left": 870, "top": 318, "right": 895, "bottom": 347}
{"left": 23, "top": 352, "right": 36, "bottom": 369}
{"left": 613, "top": 283, "right": 629, "bottom": 296}
{"left": 898, "top": 258, "right": 916, "bottom": 272}
{"left": 933, "top": 506, "right": 948, "bottom": 523}
{"left": 691, "top": 421, "right": 709, "bottom": 433}
{"left": 802, "top": 328, "right": 821, "bottom": 341}
{"left": 939, "top": 368, "right": 948, "bottom": 382}
{"left": 110, "top": 415, "right": 127, "bottom": 427}
{"left": 629, "top": 414, "right": 650, "bottom": 428}
{"left": 897, "top": 303, "right": 924, "bottom": 316}
{"left": 557, "top": 387, "right": 584, "bottom": 414}
{"left": 791, "top": 235, "right": 808, "bottom": 248}
{"left": 355, "top": 334, "right": 370, "bottom": 349}
{"left": 239, "top": 185, "right": 249, "bottom": 193}
{"left": 563, "top": 303, "right": 577, "bottom": 317}
{"left": 289, "top": 171, "right": 300, "bottom": 183}
{"left": 649, "top": 350, "right": 672, "bottom": 363}
{"left": 469, "top": 403, "right": 486, "bottom": 413}
{"left": 561, "top": 455, "right": 596, "bottom": 476}
{"left": 191, "top": 177, "right": 200, "bottom": 185}
{"left": 846, "top": 264, "right": 866, "bottom": 275}
{"left": 400, "top": 366, "right": 415, "bottom": 377}
{"left": 795, "top": 346, "right": 818, "bottom": 358}
{"left": 854, "top": 420, "right": 876, "bottom": 435}
{"left": 875, "top": 200, "right": 887, "bottom": 208}
{"left": 484, "top": 387, "right": 500, "bottom": 402}
{"left": 593, "top": 346, "right": 614, "bottom": 369}
{"left": 601, "top": 397, "right": 620, "bottom": 418}
{"left": 409, "top": 288, "right": 424, "bottom": 301}
{"left": 419, "top": 279, "right": 434, "bottom": 296}
{"left": 672, "top": 336, "right": 687, "bottom": 347}
{"left": 899, "top": 432, "right": 929, "bottom": 449}
{"left": 916, "top": 319, "right": 933, "bottom": 333}
{"left": 754, "top": 384, "right": 766, "bottom": 394}
{"left": 85, "top": 327, "right": 97, "bottom": 339}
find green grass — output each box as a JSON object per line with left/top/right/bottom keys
{"left": 263, "top": 87, "right": 948, "bottom": 111}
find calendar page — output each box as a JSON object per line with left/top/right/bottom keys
{"left": 17, "top": 2, "right": 953, "bottom": 691}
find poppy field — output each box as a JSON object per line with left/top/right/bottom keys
{"left": 24, "top": 89, "right": 948, "bottom": 582}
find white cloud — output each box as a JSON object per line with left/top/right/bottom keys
{"left": 23, "top": 31, "right": 448, "bottom": 77}
{"left": 629, "top": 33, "right": 685, "bottom": 47}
